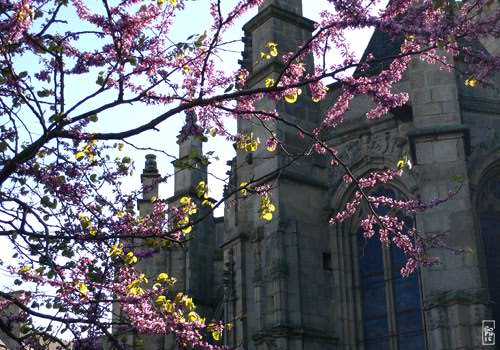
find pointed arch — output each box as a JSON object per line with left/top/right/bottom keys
{"left": 329, "top": 169, "right": 425, "bottom": 350}
{"left": 472, "top": 160, "right": 500, "bottom": 322}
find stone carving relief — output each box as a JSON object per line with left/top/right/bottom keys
{"left": 329, "top": 131, "right": 407, "bottom": 187}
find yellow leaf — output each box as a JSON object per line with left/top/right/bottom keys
{"left": 267, "top": 42, "right": 278, "bottom": 57}
{"left": 465, "top": 77, "right": 477, "bottom": 87}
{"left": 180, "top": 196, "right": 191, "bottom": 205}
{"left": 18, "top": 265, "right": 31, "bottom": 274}
{"left": 261, "top": 212, "right": 273, "bottom": 221}
{"left": 78, "top": 282, "right": 89, "bottom": 295}
{"left": 164, "top": 300, "right": 175, "bottom": 312}
{"left": 197, "top": 181, "right": 206, "bottom": 191}
{"left": 75, "top": 151, "right": 85, "bottom": 161}
{"left": 240, "top": 182, "right": 248, "bottom": 197}
{"left": 89, "top": 227, "right": 97, "bottom": 236}
{"left": 183, "top": 296, "right": 195, "bottom": 311}
{"left": 188, "top": 311, "right": 200, "bottom": 322}
{"left": 124, "top": 252, "right": 138, "bottom": 265}
{"left": 79, "top": 214, "right": 90, "bottom": 228}
{"left": 128, "top": 286, "right": 143, "bottom": 296}
{"left": 182, "top": 225, "right": 192, "bottom": 235}
{"left": 109, "top": 244, "right": 123, "bottom": 257}
{"left": 212, "top": 329, "right": 222, "bottom": 341}
{"left": 209, "top": 127, "right": 217, "bottom": 137}
{"left": 169, "top": 0, "right": 176, "bottom": 7}
{"left": 284, "top": 89, "right": 302, "bottom": 104}
{"left": 156, "top": 273, "right": 169, "bottom": 283}
{"left": 116, "top": 211, "right": 125, "bottom": 218}
{"left": 265, "top": 78, "right": 275, "bottom": 88}
{"left": 155, "top": 295, "right": 167, "bottom": 305}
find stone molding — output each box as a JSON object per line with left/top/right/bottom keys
{"left": 242, "top": 5, "right": 315, "bottom": 34}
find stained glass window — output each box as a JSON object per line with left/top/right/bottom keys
{"left": 358, "top": 187, "right": 426, "bottom": 350}
{"left": 477, "top": 174, "right": 500, "bottom": 323}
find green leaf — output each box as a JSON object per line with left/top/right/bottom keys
{"left": 224, "top": 84, "right": 234, "bottom": 93}
{"left": 37, "top": 89, "right": 50, "bottom": 98}
{"left": 41, "top": 196, "right": 51, "bottom": 208}
{"left": 89, "top": 114, "right": 98, "bottom": 122}
{"left": 194, "top": 31, "right": 207, "bottom": 48}
{"left": 49, "top": 113, "right": 64, "bottom": 123}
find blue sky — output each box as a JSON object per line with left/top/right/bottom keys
{"left": 90, "top": 0, "right": 374, "bottom": 216}
{"left": 0, "top": 0, "right": 375, "bottom": 285}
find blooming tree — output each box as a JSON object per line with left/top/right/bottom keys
{"left": 0, "top": 0, "right": 498, "bottom": 348}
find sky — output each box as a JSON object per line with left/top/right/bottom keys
{"left": 0, "top": 0, "right": 375, "bottom": 287}
{"left": 89, "top": 0, "right": 374, "bottom": 217}
{"left": 0, "top": 1, "right": 379, "bottom": 339}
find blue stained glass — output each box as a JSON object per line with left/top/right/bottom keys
{"left": 362, "top": 281, "right": 387, "bottom": 318}
{"left": 396, "top": 310, "right": 423, "bottom": 333}
{"left": 479, "top": 213, "right": 500, "bottom": 323}
{"left": 391, "top": 244, "right": 407, "bottom": 272}
{"left": 393, "top": 277, "right": 421, "bottom": 311}
{"left": 399, "top": 334, "right": 426, "bottom": 350}
{"left": 359, "top": 235, "right": 384, "bottom": 275}
{"left": 365, "top": 339, "right": 390, "bottom": 350}
{"left": 358, "top": 186, "right": 425, "bottom": 349}
{"left": 359, "top": 227, "right": 388, "bottom": 344}
{"left": 364, "top": 317, "right": 389, "bottom": 339}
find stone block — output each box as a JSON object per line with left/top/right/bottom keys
{"left": 433, "top": 138, "right": 459, "bottom": 162}
{"left": 427, "top": 70, "right": 456, "bottom": 86}
{"left": 415, "top": 141, "right": 434, "bottom": 164}
{"left": 440, "top": 100, "right": 461, "bottom": 118}
{"left": 412, "top": 89, "right": 432, "bottom": 105}
{"left": 410, "top": 72, "right": 426, "bottom": 88}
{"left": 413, "top": 102, "right": 442, "bottom": 117}
{"left": 431, "top": 86, "right": 458, "bottom": 102}
{"left": 418, "top": 210, "right": 449, "bottom": 232}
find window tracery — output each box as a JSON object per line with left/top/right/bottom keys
{"left": 356, "top": 187, "right": 426, "bottom": 350}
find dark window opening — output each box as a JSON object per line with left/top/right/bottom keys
{"left": 323, "top": 252, "right": 332, "bottom": 271}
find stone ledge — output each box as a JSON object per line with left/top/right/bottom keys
{"left": 252, "top": 325, "right": 338, "bottom": 343}
{"left": 243, "top": 4, "right": 315, "bottom": 33}
{"left": 459, "top": 95, "right": 500, "bottom": 114}
{"left": 408, "top": 124, "right": 471, "bottom": 163}
{"left": 425, "top": 288, "right": 490, "bottom": 309}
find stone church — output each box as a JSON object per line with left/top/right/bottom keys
{"left": 132, "top": 0, "right": 500, "bottom": 349}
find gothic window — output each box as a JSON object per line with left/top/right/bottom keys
{"left": 477, "top": 172, "right": 500, "bottom": 323}
{"left": 356, "top": 187, "right": 426, "bottom": 350}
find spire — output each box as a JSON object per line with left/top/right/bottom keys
{"left": 242, "top": 0, "right": 314, "bottom": 77}
{"left": 138, "top": 154, "right": 161, "bottom": 216}
{"left": 173, "top": 112, "right": 207, "bottom": 196}
{"left": 259, "top": 0, "right": 302, "bottom": 15}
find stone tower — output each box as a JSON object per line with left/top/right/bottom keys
{"left": 222, "top": 1, "right": 336, "bottom": 349}
{"left": 117, "top": 1, "right": 500, "bottom": 349}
